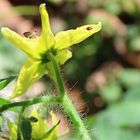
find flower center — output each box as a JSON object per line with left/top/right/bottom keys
{"left": 41, "top": 48, "right": 58, "bottom": 63}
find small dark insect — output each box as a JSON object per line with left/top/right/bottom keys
{"left": 86, "top": 27, "right": 92, "bottom": 31}
{"left": 23, "top": 31, "right": 37, "bottom": 39}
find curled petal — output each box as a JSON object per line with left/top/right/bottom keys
{"left": 55, "top": 22, "right": 101, "bottom": 50}
{"left": 10, "top": 59, "right": 46, "bottom": 98}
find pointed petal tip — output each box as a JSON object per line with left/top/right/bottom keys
{"left": 91, "top": 21, "right": 102, "bottom": 32}
{"left": 39, "top": 3, "right": 47, "bottom": 15}
{"left": 39, "top": 3, "right": 46, "bottom": 11}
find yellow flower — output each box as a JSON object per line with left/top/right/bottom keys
{"left": 7, "top": 110, "right": 59, "bottom": 140}
{"left": 1, "top": 3, "right": 101, "bottom": 98}
{"left": 31, "top": 110, "right": 59, "bottom": 140}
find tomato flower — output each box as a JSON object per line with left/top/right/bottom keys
{"left": 7, "top": 110, "right": 59, "bottom": 140}
{"left": 1, "top": 3, "right": 101, "bottom": 98}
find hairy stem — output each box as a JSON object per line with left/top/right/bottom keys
{"left": 62, "top": 95, "right": 91, "bottom": 140}
{"left": 0, "top": 96, "right": 60, "bottom": 113}
{"left": 48, "top": 53, "right": 91, "bottom": 140}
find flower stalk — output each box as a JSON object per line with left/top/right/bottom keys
{"left": 47, "top": 53, "right": 65, "bottom": 97}
{"left": 48, "top": 53, "right": 92, "bottom": 140}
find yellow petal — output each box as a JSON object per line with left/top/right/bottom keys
{"left": 36, "top": 3, "right": 55, "bottom": 54}
{"left": 7, "top": 120, "right": 17, "bottom": 140}
{"left": 46, "top": 111, "right": 59, "bottom": 140}
{"left": 31, "top": 110, "right": 48, "bottom": 139}
{"left": 10, "top": 59, "right": 46, "bottom": 98}
{"left": 39, "top": 3, "right": 51, "bottom": 36}
{"left": 55, "top": 50, "right": 72, "bottom": 65}
{"left": 1, "top": 27, "right": 38, "bottom": 60}
{"left": 54, "top": 22, "right": 102, "bottom": 50}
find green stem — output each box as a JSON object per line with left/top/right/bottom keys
{"left": 48, "top": 53, "right": 91, "bottom": 140}
{"left": 47, "top": 53, "right": 65, "bottom": 96}
{"left": 62, "top": 95, "right": 91, "bottom": 140}
{"left": 0, "top": 96, "right": 60, "bottom": 113}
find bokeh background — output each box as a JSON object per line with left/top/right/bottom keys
{"left": 0, "top": 0, "right": 140, "bottom": 139}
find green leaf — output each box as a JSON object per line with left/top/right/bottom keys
{"left": 0, "top": 75, "right": 17, "bottom": 90}
{"left": 129, "top": 37, "right": 140, "bottom": 52}
{"left": 118, "top": 69, "right": 140, "bottom": 88}
{"left": 99, "top": 82, "right": 122, "bottom": 103}
{"left": 21, "top": 118, "right": 32, "bottom": 140}
{"left": 87, "top": 102, "right": 140, "bottom": 140}
{"left": 124, "top": 87, "right": 140, "bottom": 102}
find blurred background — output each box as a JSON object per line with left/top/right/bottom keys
{"left": 0, "top": 0, "right": 140, "bottom": 139}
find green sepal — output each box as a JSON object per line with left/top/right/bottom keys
{"left": 42, "top": 120, "right": 60, "bottom": 139}
{"left": 0, "top": 75, "right": 17, "bottom": 90}
{"left": 20, "top": 118, "right": 32, "bottom": 140}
